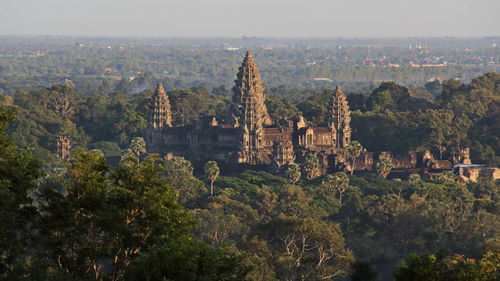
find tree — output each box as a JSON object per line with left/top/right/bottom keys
{"left": 375, "top": 157, "right": 393, "bottom": 178}
{"left": 394, "top": 250, "right": 499, "bottom": 281}
{"left": 425, "top": 109, "right": 472, "bottom": 159}
{"left": 127, "top": 237, "right": 249, "bottom": 281}
{"left": 170, "top": 89, "right": 209, "bottom": 126}
{"left": 425, "top": 79, "right": 443, "bottom": 97}
{"left": 37, "top": 150, "right": 194, "bottom": 281}
{"left": 254, "top": 215, "right": 354, "bottom": 281}
{"left": 130, "top": 137, "right": 146, "bottom": 159}
{"left": 48, "top": 84, "right": 78, "bottom": 119}
{"left": 303, "top": 153, "right": 320, "bottom": 179}
{"left": 346, "top": 141, "right": 364, "bottom": 175}
{"left": 204, "top": 161, "right": 220, "bottom": 196}
{"left": 286, "top": 163, "right": 301, "bottom": 185}
{"left": 350, "top": 262, "right": 378, "bottom": 281}
{"left": 0, "top": 108, "right": 41, "bottom": 278}
{"left": 38, "top": 149, "right": 111, "bottom": 280}
{"left": 322, "top": 172, "right": 350, "bottom": 204}
{"left": 107, "top": 154, "right": 194, "bottom": 281}
{"left": 163, "top": 156, "right": 206, "bottom": 208}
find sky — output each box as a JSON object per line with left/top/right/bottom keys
{"left": 0, "top": 0, "right": 498, "bottom": 37}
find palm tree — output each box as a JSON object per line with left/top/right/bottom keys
{"left": 286, "top": 163, "right": 301, "bottom": 185}
{"left": 303, "top": 153, "right": 320, "bottom": 179}
{"left": 376, "top": 156, "right": 393, "bottom": 178}
{"left": 346, "top": 141, "right": 364, "bottom": 175}
{"left": 322, "top": 172, "right": 349, "bottom": 203}
{"left": 204, "top": 161, "right": 220, "bottom": 196}
{"left": 130, "top": 137, "right": 146, "bottom": 159}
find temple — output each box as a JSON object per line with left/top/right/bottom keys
{"left": 147, "top": 51, "right": 355, "bottom": 171}
{"left": 146, "top": 51, "right": 485, "bottom": 179}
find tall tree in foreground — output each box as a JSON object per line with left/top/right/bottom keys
{"left": 0, "top": 108, "right": 41, "bottom": 278}
{"left": 254, "top": 216, "right": 354, "bottom": 281}
{"left": 127, "top": 237, "right": 250, "bottom": 281}
{"left": 204, "top": 161, "right": 220, "bottom": 196}
{"left": 37, "top": 151, "right": 194, "bottom": 281}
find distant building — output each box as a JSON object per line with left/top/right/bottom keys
{"left": 312, "top": 78, "right": 333, "bottom": 82}
{"left": 146, "top": 51, "right": 477, "bottom": 176}
{"left": 147, "top": 52, "right": 351, "bottom": 171}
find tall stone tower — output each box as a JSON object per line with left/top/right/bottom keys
{"left": 231, "top": 51, "right": 272, "bottom": 163}
{"left": 147, "top": 82, "right": 172, "bottom": 152}
{"left": 328, "top": 86, "right": 351, "bottom": 149}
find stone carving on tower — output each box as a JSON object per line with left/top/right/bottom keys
{"left": 147, "top": 82, "right": 172, "bottom": 152}
{"left": 328, "top": 86, "right": 351, "bottom": 149}
{"left": 231, "top": 51, "right": 272, "bottom": 164}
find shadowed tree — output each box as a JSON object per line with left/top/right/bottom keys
{"left": 0, "top": 108, "right": 41, "bottom": 278}
{"left": 204, "top": 161, "right": 220, "bottom": 196}
{"left": 286, "top": 163, "right": 301, "bottom": 185}
{"left": 350, "top": 262, "right": 378, "bottom": 281}
{"left": 303, "top": 153, "right": 320, "bottom": 179}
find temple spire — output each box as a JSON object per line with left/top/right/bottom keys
{"left": 232, "top": 51, "right": 272, "bottom": 164}
{"left": 147, "top": 82, "right": 172, "bottom": 153}
{"left": 328, "top": 86, "right": 351, "bottom": 148}
{"left": 150, "top": 82, "right": 172, "bottom": 128}
{"left": 231, "top": 50, "right": 271, "bottom": 131}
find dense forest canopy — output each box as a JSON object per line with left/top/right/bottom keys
{"left": 0, "top": 37, "right": 498, "bottom": 280}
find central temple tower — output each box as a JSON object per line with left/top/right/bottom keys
{"left": 231, "top": 51, "right": 272, "bottom": 163}
{"left": 147, "top": 82, "right": 172, "bottom": 152}
{"left": 328, "top": 86, "right": 351, "bottom": 149}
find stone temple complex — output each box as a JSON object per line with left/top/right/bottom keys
{"left": 147, "top": 51, "right": 491, "bottom": 179}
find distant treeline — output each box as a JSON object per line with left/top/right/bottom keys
{"left": 0, "top": 38, "right": 498, "bottom": 96}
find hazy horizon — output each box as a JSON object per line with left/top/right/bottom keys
{"left": 1, "top": 0, "right": 499, "bottom": 38}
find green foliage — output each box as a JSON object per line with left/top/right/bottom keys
{"left": 88, "top": 141, "right": 123, "bottom": 157}
{"left": 18, "top": 148, "right": 247, "bottom": 281}
{"left": 0, "top": 107, "right": 41, "bottom": 277}
{"left": 129, "top": 136, "right": 146, "bottom": 158}
{"left": 350, "top": 262, "right": 378, "bottom": 281}
{"left": 303, "top": 152, "right": 320, "bottom": 179}
{"left": 252, "top": 215, "right": 354, "bottom": 281}
{"left": 286, "top": 163, "right": 301, "bottom": 184}
{"left": 321, "top": 172, "right": 350, "bottom": 204}
{"left": 127, "top": 237, "right": 249, "bottom": 281}
{"left": 347, "top": 141, "right": 364, "bottom": 175}
{"left": 394, "top": 250, "right": 499, "bottom": 281}
{"left": 375, "top": 157, "right": 393, "bottom": 178}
